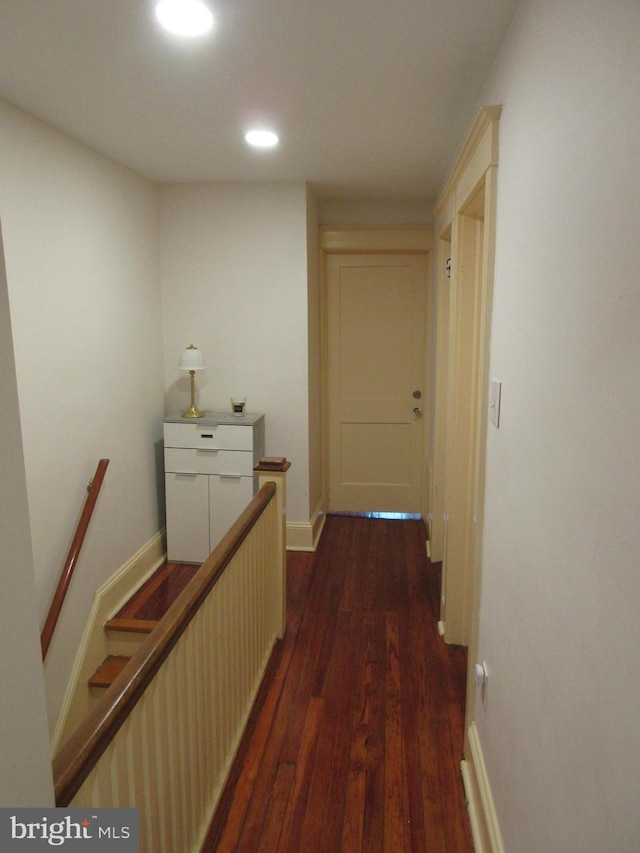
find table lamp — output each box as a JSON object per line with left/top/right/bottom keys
{"left": 179, "top": 344, "right": 205, "bottom": 418}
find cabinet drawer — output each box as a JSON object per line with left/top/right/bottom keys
{"left": 164, "top": 422, "right": 253, "bottom": 451}
{"left": 164, "top": 447, "right": 254, "bottom": 476}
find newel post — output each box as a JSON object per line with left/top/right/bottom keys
{"left": 254, "top": 457, "right": 291, "bottom": 639}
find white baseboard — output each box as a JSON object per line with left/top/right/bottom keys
{"left": 286, "top": 499, "right": 326, "bottom": 552}
{"left": 461, "top": 721, "right": 505, "bottom": 853}
{"left": 51, "top": 531, "right": 166, "bottom": 754}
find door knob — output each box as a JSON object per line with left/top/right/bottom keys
{"left": 413, "top": 407, "right": 422, "bottom": 417}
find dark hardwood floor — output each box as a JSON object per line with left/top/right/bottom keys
{"left": 203, "top": 514, "right": 472, "bottom": 852}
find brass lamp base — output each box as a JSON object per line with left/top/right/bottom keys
{"left": 181, "top": 403, "right": 205, "bottom": 418}
{"left": 181, "top": 369, "right": 205, "bottom": 418}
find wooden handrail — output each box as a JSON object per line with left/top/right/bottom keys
{"left": 53, "top": 480, "right": 277, "bottom": 806}
{"left": 41, "top": 459, "right": 110, "bottom": 661}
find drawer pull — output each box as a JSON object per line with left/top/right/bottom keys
{"left": 219, "top": 474, "right": 242, "bottom": 479}
{"left": 196, "top": 447, "right": 219, "bottom": 453}
{"left": 200, "top": 433, "right": 214, "bottom": 438}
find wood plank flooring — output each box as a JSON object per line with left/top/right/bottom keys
{"left": 203, "top": 514, "right": 472, "bottom": 852}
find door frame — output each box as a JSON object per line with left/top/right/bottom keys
{"left": 319, "top": 227, "right": 433, "bottom": 517}
{"left": 428, "top": 109, "right": 501, "bottom": 835}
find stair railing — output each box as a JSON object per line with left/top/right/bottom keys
{"left": 52, "top": 461, "right": 289, "bottom": 853}
{"left": 41, "top": 458, "right": 110, "bottom": 660}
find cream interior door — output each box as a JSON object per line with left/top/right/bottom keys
{"left": 326, "top": 252, "right": 427, "bottom": 513}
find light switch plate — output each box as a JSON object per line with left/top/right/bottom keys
{"left": 489, "top": 379, "right": 501, "bottom": 428}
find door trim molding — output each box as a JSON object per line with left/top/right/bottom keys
{"left": 461, "top": 721, "right": 505, "bottom": 853}
{"left": 436, "top": 105, "right": 501, "bottom": 221}
{"left": 320, "top": 225, "right": 432, "bottom": 253}
{"left": 428, "top": 106, "right": 501, "bottom": 784}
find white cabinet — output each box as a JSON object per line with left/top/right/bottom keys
{"left": 163, "top": 413, "right": 265, "bottom": 563}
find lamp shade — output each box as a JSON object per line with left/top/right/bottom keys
{"left": 179, "top": 344, "right": 205, "bottom": 371}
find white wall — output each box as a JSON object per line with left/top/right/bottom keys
{"left": 0, "top": 100, "right": 164, "bottom": 733}
{"left": 471, "top": 2, "right": 640, "bottom": 850}
{"left": 159, "top": 181, "right": 313, "bottom": 524}
{"left": 0, "top": 223, "right": 55, "bottom": 805}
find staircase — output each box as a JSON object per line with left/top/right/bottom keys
{"left": 88, "top": 562, "right": 201, "bottom": 691}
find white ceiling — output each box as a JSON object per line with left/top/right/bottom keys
{"left": 0, "top": 0, "right": 518, "bottom": 201}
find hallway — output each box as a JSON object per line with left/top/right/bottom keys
{"left": 204, "top": 514, "right": 473, "bottom": 851}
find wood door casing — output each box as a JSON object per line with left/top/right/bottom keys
{"left": 326, "top": 251, "right": 428, "bottom": 513}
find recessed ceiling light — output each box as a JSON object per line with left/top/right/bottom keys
{"left": 155, "top": 0, "right": 214, "bottom": 37}
{"left": 245, "top": 130, "right": 280, "bottom": 149}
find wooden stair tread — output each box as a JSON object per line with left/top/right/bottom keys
{"left": 91, "top": 563, "right": 201, "bottom": 691}
{"left": 88, "top": 655, "right": 131, "bottom": 688}
{"left": 111, "top": 561, "right": 201, "bottom": 623}
{"left": 104, "top": 617, "right": 158, "bottom": 633}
